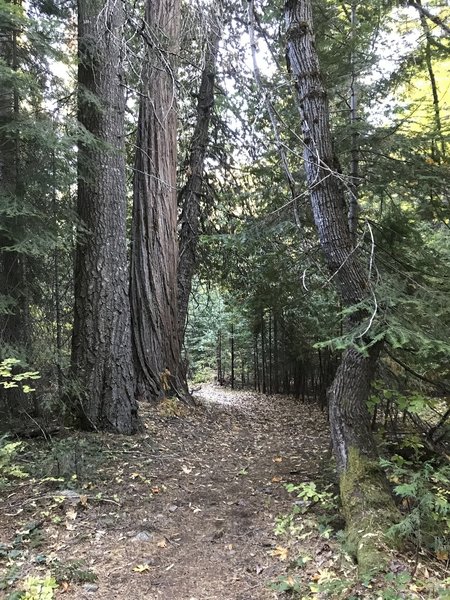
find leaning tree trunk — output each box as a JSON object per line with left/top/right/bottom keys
{"left": 71, "top": 0, "right": 139, "bottom": 434}
{"left": 285, "top": 0, "right": 399, "bottom": 573}
{"left": 177, "top": 22, "right": 220, "bottom": 344}
{"left": 130, "top": 0, "right": 183, "bottom": 402}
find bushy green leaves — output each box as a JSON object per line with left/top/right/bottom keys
{"left": 0, "top": 359, "right": 40, "bottom": 394}
{"left": 381, "top": 456, "right": 450, "bottom": 555}
{"left": 0, "top": 435, "right": 28, "bottom": 485}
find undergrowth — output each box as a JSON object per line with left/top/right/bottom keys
{"left": 271, "top": 479, "right": 450, "bottom": 599}
{"left": 381, "top": 455, "right": 450, "bottom": 560}
{"left": 0, "top": 436, "right": 28, "bottom": 486}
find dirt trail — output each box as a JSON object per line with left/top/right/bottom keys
{"left": 0, "top": 385, "right": 330, "bottom": 599}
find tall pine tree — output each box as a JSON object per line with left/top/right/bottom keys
{"left": 71, "top": 0, "right": 140, "bottom": 433}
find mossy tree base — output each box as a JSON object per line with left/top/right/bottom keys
{"left": 340, "top": 447, "right": 401, "bottom": 575}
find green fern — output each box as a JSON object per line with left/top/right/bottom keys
{"left": 382, "top": 457, "right": 450, "bottom": 553}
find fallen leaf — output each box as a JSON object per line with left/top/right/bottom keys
{"left": 79, "top": 495, "right": 89, "bottom": 508}
{"left": 271, "top": 476, "right": 283, "bottom": 483}
{"left": 315, "top": 568, "right": 336, "bottom": 583}
{"left": 157, "top": 539, "right": 167, "bottom": 548}
{"left": 272, "top": 456, "right": 283, "bottom": 463}
{"left": 182, "top": 465, "right": 193, "bottom": 474}
{"left": 132, "top": 564, "right": 151, "bottom": 573}
{"left": 270, "top": 545, "right": 288, "bottom": 561}
{"left": 65, "top": 507, "right": 77, "bottom": 520}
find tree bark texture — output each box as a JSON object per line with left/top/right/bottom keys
{"left": 348, "top": 0, "right": 359, "bottom": 240}
{"left": 72, "top": 0, "right": 139, "bottom": 433}
{"left": 285, "top": 0, "right": 377, "bottom": 470}
{"left": 177, "top": 23, "right": 220, "bottom": 341}
{"left": 285, "top": 0, "right": 399, "bottom": 572}
{"left": 130, "top": 0, "right": 183, "bottom": 401}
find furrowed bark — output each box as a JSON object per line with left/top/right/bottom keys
{"left": 348, "top": 0, "right": 359, "bottom": 241}
{"left": 285, "top": 0, "right": 399, "bottom": 573}
{"left": 71, "top": 0, "right": 139, "bottom": 433}
{"left": 130, "top": 0, "right": 184, "bottom": 401}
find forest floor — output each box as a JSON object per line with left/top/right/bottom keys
{"left": 0, "top": 385, "right": 448, "bottom": 599}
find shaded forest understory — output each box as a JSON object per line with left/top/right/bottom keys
{"left": 1, "top": 0, "right": 450, "bottom": 596}
{"left": 0, "top": 385, "right": 449, "bottom": 599}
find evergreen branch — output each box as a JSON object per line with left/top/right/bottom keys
{"left": 385, "top": 348, "right": 450, "bottom": 395}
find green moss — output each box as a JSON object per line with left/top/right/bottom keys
{"left": 340, "top": 447, "right": 401, "bottom": 575}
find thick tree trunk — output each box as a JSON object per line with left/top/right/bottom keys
{"left": 285, "top": 0, "right": 399, "bottom": 572}
{"left": 130, "top": 0, "right": 183, "bottom": 402}
{"left": 348, "top": 0, "right": 359, "bottom": 240}
{"left": 72, "top": 0, "right": 139, "bottom": 433}
{"left": 177, "top": 25, "right": 220, "bottom": 341}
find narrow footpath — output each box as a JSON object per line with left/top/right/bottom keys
{"left": 1, "top": 385, "right": 331, "bottom": 599}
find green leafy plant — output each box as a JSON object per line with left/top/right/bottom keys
{"left": 51, "top": 559, "right": 97, "bottom": 584}
{"left": 21, "top": 575, "right": 58, "bottom": 600}
{"left": 0, "top": 436, "right": 28, "bottom": 485}
{"left": 13, "top": 521, "right": 45, "bottom": 550}
{"left": 285, "top": 481, "right": 337, "bottom": 513}
{"left": 381, "top": 455, "right": 450, "bottom": 556}
{"left": 269, "top": 574, "right": 303, "bottom": 594}
{"left": 0, "top": 358, "right": 40, "bottom": 394}
{"left": 0, "top": 564, "right": 21, "bottom": 595}
{"left": 274, "top": 481, "right": 338, "bottom": 538}
{"left": 373, "top": 571, "right": 412, "bottom": 600}
{"left": 309, "top": 571, "right": 352, "bottom": 598}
